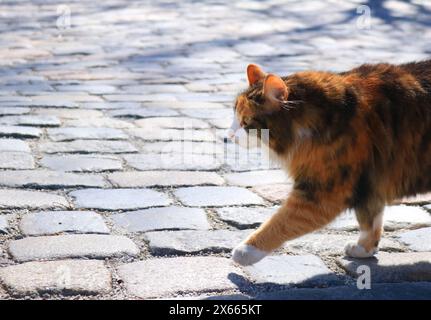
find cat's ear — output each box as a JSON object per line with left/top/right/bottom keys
{"left": 263, "top": 74, "right": 289, "bottom": 105}
{"left": 247, "top": 64, "right": 266, "bottom": 86}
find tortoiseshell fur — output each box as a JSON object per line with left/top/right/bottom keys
{"left": 232, "top": 60, "right": 431, "bottom": 263}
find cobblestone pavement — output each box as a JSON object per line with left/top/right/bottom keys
{"left": 0, "top": 0, "right": 431, "bottom": 300}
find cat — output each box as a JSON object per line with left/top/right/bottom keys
{"left": 229, "top": 61, "right": 431, "bottom": 266}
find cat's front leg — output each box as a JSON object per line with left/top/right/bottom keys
{"left": 345, "top": 206, "right": 384, "bottom": 258}
{"left": 232, "top": 195, "right": 344, "bottom": 266}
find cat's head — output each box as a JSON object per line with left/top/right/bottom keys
{"left": 228, "top": 64, "right": 299, "bottom": 154}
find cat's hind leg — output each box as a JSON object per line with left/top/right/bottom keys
{"left": 345, "top": 205, "right": 384, "bottom": 258}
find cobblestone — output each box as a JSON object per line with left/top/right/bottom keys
{"left": 0, "top": 215, "right": 10, "bottom": 234}
{"left": 108, "top": 171, "right": 224, "bottom": 187}
{"left": 329, "top": 205, "right": 431, "bottom": 231}
{"left": 0, "top": 126, "right": 42, "bottom": 138}
{"left": 0, "top": 152, "right": 34, "bottom": 169}
{"left": 111, "top": 206, "right": 210, "bottom": 232}
{"left": 338, "top": 252, "right": 431, "bottom": 283}
{"left": 70, "top": 188, "right": 171, "bottom": 210}
{"left": 39, "top": 140, "right": 138, "bottom": 154}
{"left": 123, "top": 153, "right": 221, "bottom": 171}
{"left": 9, "top": 235, "right": 139, "bottom": 262}
{"left": 243, "top": 255, "right": 341, "bottom": 287}
{"left": 0, "top": 115, "right": 61, "bottom": 127}
{"left": 20, "top": 211, "right": 110, "bottom": 236}
{"left": 145, "top": 229, "right": 252, "bottom": 255}
{"left": 251, "top": 184, "right": 293, "bottom": 203}
{"left": 117, "top": 257, "right": 244, "bottom": 299}
{"left": 215, "top": 206, "right": 276, "bottom": 228}
{"left": 397, "top": 227, "right": 431, "bottom": 251}
{"left": 0, "top": 138, "right": 31, "bottom": 153}
{"left": 0, "top": 190, "right": 69, "bottom": 209}
{"left": 0, "top": 260, "right": 112, "bottom": 296}
{"left": 0, "top": 170, "right": 107, "bottom": 189}
{"left": 40, "top": 154, "right": 122, "bottom": 172}
{"left": 224, "top": 170, "right": 288, "bottom": 187}
{"left": 47, "top": 127, "right": 127, "bottom": 141}
{"left": 174, "top": 186, "right": 265, "bottom": 207}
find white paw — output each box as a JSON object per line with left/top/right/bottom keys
{"left": 231, "top": 243, "right": 268, "bottom": 266}
{"left": 344, "top": 242, "right": 377, "bottom": 258}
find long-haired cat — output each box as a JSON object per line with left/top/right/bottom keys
{"left": 230, "top": 61, "right": 431, "bottom": 266}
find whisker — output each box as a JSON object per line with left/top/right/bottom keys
{"left": 284, "top": 100, "right": 303, "bottom": 105}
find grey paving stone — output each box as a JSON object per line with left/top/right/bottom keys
{"left": 104, "top": 94, "right": 177, "bottom": 103}
{"left": 0, "top": 115, "right": 61, "bottom": 127}
{"left": 33, "top": 108, "right": 104, "bottom": 119}
{"left": 14, "top": 101, "right": 79, "bottom": 108}
{"left": 145, "top": 229, "right": 252, "bottom": 255}
{"left": 108, "top": 171, "right": 224, "bottom": 187}
{"left": 123, "top": 153, "right": 222, "bottom": 171}
{"left": 20, "top": 211, "right": 110, "bottom": 236}
{"left": 328, "top": 211, "right": 358, "bottom": 231}
{"left": 0, "top": 170, "right": 107, "bottom": 189}
{"left": 180, "top": 108, "right": 233, "bottom": 120}
{"left": 338, "top": 252, "right": 431, "bottom": 283}
{"left": 63, "top": 117, "right": 134, "bottom": 129}
{"left": 109, "top": 107, "right": 179, "bottom": 118}
{"left": 135, "top": 117, "right": 210, "bottom": 129}
{"left": 254, "top": 282, "right": 431, "bottom": 300}
{"left": 0, "top": 126, "right": 42, "bottom": 138}
{"left": 285, "top": 233, "right": 403, "bottom": 255}
{"left": 383, "top": 205, "right": 431, "bottom": 230}
{"left": 243, "top": 255, "right": 341, "bottom": 287}
{"left": 9, "top": 235, "right": 139, "bottom": 262}
{"left": 224, "top": 170, "right": 288, "bottom": 187}
{"left": 0, "top": 190, "right": 69, "bottom": 210}
{"left": 39, "top": 140, "right": 138, "bottom": 154}
{"left": 0, "top": 138, "right": 31, "bottom": 153}
{"left": 250, "top": 184, "right": 293, "bottom": 203}
{"left": 40, "top": 155, "right": 122, "bottom": 172}
{"left": 70, "top": 188, "right": 171, "bottom": 210}
{"left": 0, "top": 107, "right": 30, "bottom": 116}
{"left": 81, "top": 102, "right": 141, "bottom": 110}
{"left": 174, "top": 186, "right": 264, "bottom": 207}
{"left": 111, "top": 206, "right": 210, "bottom": 232}
{"left": 397, "top": 227, "right": 431, "bottom": 251}
{"left": 117, "top": 257, "right": 244, "bottom": 299}
{"left": 0, "top": 152, "right": 34, "bottom": 169}
{"left": 0, "top": 215, "right": 10, "bottom": 234}
{"left": 152, "top": 101, "right": 225, "bottom": 110}
{"left": 329, "top": 205, "right": 431, "bottom": 231}
{"left": 234, "top": 42, "right": 275, "bottom": 56}
{"left": 56, "top": 84, "right": 117, "bottom": 94}
{"left": 122, "top": 84, "right": 188, "bottom": 93}
{"left": 396, "top": 193, "right": 431, "bottom": 205}
{"left": 127, "top": 128, "right": 216, "bottom": 142}
{"left": 47, "top": 127, "right": 127, "bottom": 141}
{"left": 30, "top": 93, "right": 102, "bottom": 103}
{"left": 216, "top": 206, "right": 277, "bottom": 229}
{"left": 0, "top": 260, "right": 111, "bottom": 296}
{"left": 141, "top": 141, "right": 223, "bottom": 154}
